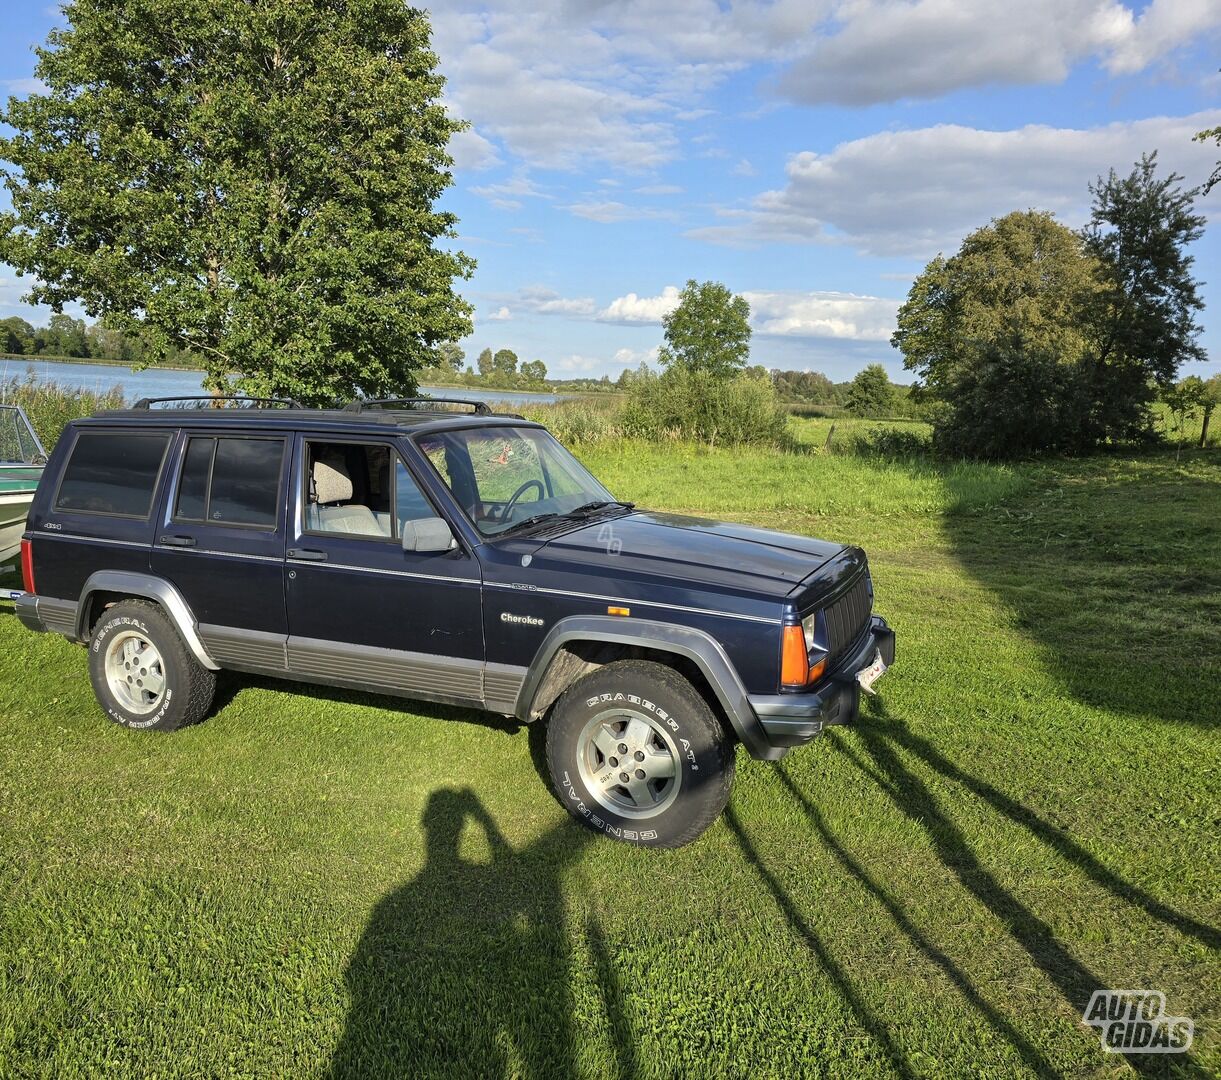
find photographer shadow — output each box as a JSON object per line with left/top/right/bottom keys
{"left": 328, "top": 788, "right": 590, "bottom": 1079}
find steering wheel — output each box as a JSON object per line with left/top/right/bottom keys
{"left": 503, "top": 479, "right": 545, "bottom": 521}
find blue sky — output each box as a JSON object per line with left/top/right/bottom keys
{"left": 2, "top": 1, "right": 1219, "bottom": 382}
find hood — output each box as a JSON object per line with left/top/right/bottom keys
{"left": 535, "top": 510, "right": 844, "bottom": 601}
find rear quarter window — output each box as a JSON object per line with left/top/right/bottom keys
{"left": 54, "top": 430, "right": 170, "bottom": 518}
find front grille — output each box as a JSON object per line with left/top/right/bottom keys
{"left": 823, "top": 572, "right": 872, "bottom": 660}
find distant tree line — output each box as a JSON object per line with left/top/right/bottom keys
{"left": 0, "top": 314, "right": 203, "bottom": 366}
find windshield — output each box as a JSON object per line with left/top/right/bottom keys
{"left": 0, "top": 407, "right": 45, "bottom": 465}
{"left": 415, "top": 425, "right": 617, "bottom": 537}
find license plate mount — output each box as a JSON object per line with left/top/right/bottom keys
{"left": 856, "top": 648, "right": 888, "bottom": 695}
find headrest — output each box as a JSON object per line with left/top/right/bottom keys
{"left": 313, "top": 454, "right": 353, "bottom": 504}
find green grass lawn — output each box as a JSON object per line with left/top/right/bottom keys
{"left": 1, "top": 441, "right": 1218, "bottom": 1078}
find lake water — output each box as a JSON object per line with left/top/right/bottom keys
{"left": 2, "top": 358, "right": 577, "bottom": 406}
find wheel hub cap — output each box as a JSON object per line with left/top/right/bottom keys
{"left": 577, "top": 708, "right": 681, "bottom": 819}
{"left": 104, "top": 631, "right": 167, "bottom": 715}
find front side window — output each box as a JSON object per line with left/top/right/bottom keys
{"left": 304, "top": 440, "right": 440, "bottom": 539}
{"left": 174, "top": 437, "right": 284, "bottom": 528}
{"left": 416, "top": 426, "right": 614, "bottom": 537}
{"left": 56, "top": 430, "right": 170, "bottom": 517}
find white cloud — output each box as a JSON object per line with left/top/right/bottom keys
{"left": 429, "top": 1, "right": 1220, "bottom": 179}
{"left": 612, "top": 345, "right": 661, "bottom": 366}
{"left": 513, "top": 285, "right": 598, "bottom": 317}
{"left": 551, "top": 353, "right": 607, "bottom": 375}
{"left": 469, "top": 170, "right": 550, "bottom": 211}
{"left": 733, "top": 158, "right": 757, "bottom": 177}
{"left": 1104, "top": 0, "right": 1221, "bottom": 74}
{"left": 448, "top": 126, "right": 501, "bottom": 171}
{"left": 743, "top": 291, "right": 901, "bottom": 341}
{"left": 565, "top": 201, "right": 676, "bottom": 223}
{"left": 598, "top": 285, "right": 682, "bottom": 324}
{"left": 773, "top": 0, "right": 1221, "bottom": 106}
{"left": 634, "top": 183, "right": 685, "bottom": 195}
{"left": 486, "top": 306, "right": 512, "bottom": 321}
{"left": 690, "top": 111, "right": 1221, "bottom": 257}
{"left": 774, "top": 0, "right": 1130, "bottom": 105}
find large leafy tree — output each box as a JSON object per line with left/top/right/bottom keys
{"left": 1082, "top": 153, "right": 1205, "bottom": 420}
{"left": 891, "top": 210, "right": 1103, "bottom": 457}
{"left": 0, "top": 0, "right": 473, "bottom": 405}
{"left": 843, "top": 363, "right": 895, "bottom": 417}
{"left": 659, "top": 279, "right": 751, "bottom": 378}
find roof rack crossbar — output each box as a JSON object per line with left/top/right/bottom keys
{"left": 344, "top": 397, "right": 493, "bottom": 415}
{"left": 130, "top": 395, "right": 304, "bottom": 410}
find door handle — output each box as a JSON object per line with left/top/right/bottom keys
{"left": 287, "top": 548, "right": 328, "bottom": 561}
{"left": 159, "top": 535, "right": 196, "bottom": 548}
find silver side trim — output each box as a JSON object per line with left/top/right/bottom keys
{"left": 483, "top": 580, "right": 779, "bottom": 625}
{"left": 34, "top": 596, "right": 77, "bottom": 636}
{"left": 292, "top": 560, "right": 478, "bottom": 587}
{"left": 287, "top": 635, "right": 483, "bottom": 702}
{"left": 160, "top": 547, "right": 284, "bottom": 564}
{"left": 484, "top": 662, "right": 528, "bottom": 713}
{"left": 77, "top": 571, "right": 220, "bottom": 670}
{"left": 198, "top": 624, "right": 288, "bottom": 670}
{"left": 36, "top": 532, "right": 150, "bottom": 550}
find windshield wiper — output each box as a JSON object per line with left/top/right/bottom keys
{"left": 565, "top": 500, "right": 635, "bottom": 518}
{"left": 495, "top": 512, "right": 561, "bottom": 537}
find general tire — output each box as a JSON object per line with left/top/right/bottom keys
{"left": 545, "top": 660, "right": 735, "bottom": 848}
{"left": 87, "top": 600, "right": 217, "bottom": 732}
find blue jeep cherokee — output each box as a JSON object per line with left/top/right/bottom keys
{"left": 13, "top": 397, "right": 894, "bottom": 848}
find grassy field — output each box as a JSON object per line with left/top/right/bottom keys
{"left": 0, "top": 430, "right": 1217, "bottom": 1077}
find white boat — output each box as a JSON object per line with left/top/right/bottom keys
{"left": 0, "top": 406, "right": 47, "bottom": 566}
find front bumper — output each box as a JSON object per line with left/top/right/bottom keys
{"left": 747, "top": 615, "right": 894, "bottom": 757}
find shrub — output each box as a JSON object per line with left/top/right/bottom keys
{"left": 1, "top": 371, "right": 125, "bottom": 447}
{"left": 622, "top": 368, "right": 789, "bottom": 447}
{"left": 845, "top": 426, "right": 935, "bottom": 460}
{"left": 517, "top": 396, "right": 624, "bottom": 444}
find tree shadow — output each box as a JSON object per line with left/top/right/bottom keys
{"left": 773, "top": 764, "right": 1059, "bottom": 1078}
{"left": 828, "top": 705, "right": 1208, "bottom": 1078}
{"left": 870, "top": 704, "right": 1220, "bottom": 952}
{"left": 939, "top": 453, "right": 1220, "bottom": 729}
{"left": 327, "top": 788, "right": 591, "bottom": 1079}
{"left": 724, "top": 805, "right": 917, "bottom": 1080}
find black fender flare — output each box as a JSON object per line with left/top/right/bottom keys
{"left": 516, "top": 615, "right": 774, "bottom": 759}
{"left": 76, "top": 570, "right": 220, "bottom": 671}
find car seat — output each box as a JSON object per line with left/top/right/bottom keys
{"left": 308, "top": 451, "right": 386, "bottom": 535}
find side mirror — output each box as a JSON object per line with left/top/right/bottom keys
{"left": 402, "top": 517, "right": 456, "bottom": 553}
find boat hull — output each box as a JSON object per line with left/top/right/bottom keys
{"left": 0, "top": 482, "right": 39, "bottom": 565}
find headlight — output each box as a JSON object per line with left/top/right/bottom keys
{"left": 802, "top": 611, "right": 817, "bottom": 651}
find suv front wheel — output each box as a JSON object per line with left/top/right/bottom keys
{"left": 545, "top": 660, "right": 735, "bottom": 848}
{"left": 87, "top": 600, "right": 217, "bottom": 732}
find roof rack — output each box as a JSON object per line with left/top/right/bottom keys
{"left": 130, "top": 395, "right": 304, "bottom": 410}
{"left": 343, "top": 397, "right": 493, "bottom": 415}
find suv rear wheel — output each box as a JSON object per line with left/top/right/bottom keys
{"left": 545, "top": 660, "right": 735, "bottom": 848}
{"left": 87, "top": 600, "right": 217, "bottom": 732}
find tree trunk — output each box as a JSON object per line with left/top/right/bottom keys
{"left": 1201, "top": 406, "right": 1212, "bottom": 448}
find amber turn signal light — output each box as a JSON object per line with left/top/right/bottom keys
{"left": 607, "top": 605, "right": 630, "bottom": 616}
{"left": 780, "top": 625, "right": 809, "bottom": 688}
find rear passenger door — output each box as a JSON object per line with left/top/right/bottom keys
{"left": 283, "top": 434, "right": 484, "bottom": 704}
{"left": 150, "top": 432, "right": 290, "bottom": 670}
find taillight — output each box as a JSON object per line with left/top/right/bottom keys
{"left": 20, "top": 538, "right": 35, "bottom": 594}
{"left": 780, "top": 625, "right": 809, "bottom": 689}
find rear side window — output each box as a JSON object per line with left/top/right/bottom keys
{"left": 55, "top": 431, "right": 170, "bottom": 517}
{"left": 174, "top": 437, "right": 284, "bottom": 528}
